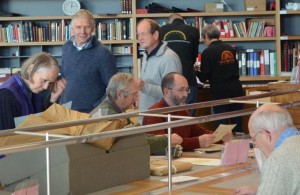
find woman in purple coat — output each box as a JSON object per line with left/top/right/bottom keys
{"left": 0, "top": 52, "right": 66, "bottom": 130}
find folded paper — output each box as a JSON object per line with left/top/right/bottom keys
{"left": 221, "top": 140, "right": 250, "bottom": 166}
{"left": 0, "top": 104, "right": 127, "bottom": 152}
{"left": 213, "top": 124, "right": 236, "bottom": 143}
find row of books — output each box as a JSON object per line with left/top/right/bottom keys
{"left": 237, "top": 49, "right": 277, "bottom": 76}
{"left": 193, "top": 17, "right": 275, "bottom": 39}
{"left": 0, "top": 19, "right": 133, "bottom": 43}
{"left": 0, "top": 20, "right": 70, "bottom": 43}
{"left": 97, "top": 19, "right": 133, "bottom": 41}
{"left": 282, "top": 41, "right": 300, "bottom": 72}
{"left": 112, "top": 46, "right": 133, "bottom": 54}
{"left": 121, "top": 0, "right": 132, "bottom": 14}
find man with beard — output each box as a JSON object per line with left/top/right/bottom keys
{"left": 143, "top": 72, "right": 232, "bottom": 151}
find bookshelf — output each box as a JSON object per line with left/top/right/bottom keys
{"left": 0, "top": 0, "right": 298, "bottom": 82}
{"left": 277, "top": 0, "right": 300, "bottom": 74}
{"left": 0, "top": 12, "right": 136, "bottom": 75}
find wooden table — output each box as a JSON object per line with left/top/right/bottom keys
{"left": 89, "top": 153, "right": 260, "bottom": 195}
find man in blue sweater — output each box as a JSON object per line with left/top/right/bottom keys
{"left": 60, "top": 9, "right": 118, "bottom": 113}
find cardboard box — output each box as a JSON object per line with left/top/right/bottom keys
{"left": 245, "top": 0, "right": 266, "bottom": 11}
{"left": 205, "top": 3, "right": 224, "bottom": 12}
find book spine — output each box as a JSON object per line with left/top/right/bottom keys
{"left": 264, "top": 49, "right": 270, "bottom": 75}
{"left": 260, "top": 50, "right": 265, "bottom": 75}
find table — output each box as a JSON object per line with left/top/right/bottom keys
{"left": 88, "top": 152, "right": 260, "bottom": 195}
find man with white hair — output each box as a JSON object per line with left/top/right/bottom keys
{"left": 234, "top": 103, "right": 300, "bottom": 195}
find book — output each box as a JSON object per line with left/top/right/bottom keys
{"left": 270, "top": 51, "right": 277, "bottom": 75}
{"left": 221, "top": 140, "right": 250, "bottom": 166}
{"left": 264, "top": 49, "right": 270, "bottom": 75}
{"left": 101, "top": 23, "right": 107, "bottom": 40}
{"left": 260, "top": 50, "right": 265, "bottom": 75}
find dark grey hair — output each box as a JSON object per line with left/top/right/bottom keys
{"left": 202, "top": 24, "right": 220, "bottom": 40}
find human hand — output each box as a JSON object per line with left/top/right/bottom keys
{"left": 137, "top": 78, "right": 145, "bottom": 91}
{"left": 222, "top": 132, "right": 233, "bottom": 143}
{"left": 170, "top": 133, "right": 183, "bottom": 145}
{"left": 233, "top": 186, "right": 258, "bottom": 195}
{"left": 50, "top": 77, "right": 67, "bottom": 103}
{"left": 199, "top": 134, "right": 215, "bottom": 148}
{"left": 194, "top": 62, "right": 201, "bottom": 72}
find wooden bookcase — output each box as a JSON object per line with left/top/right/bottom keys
{"left": 0, "top": 0, "right": 298, "bottom": 82}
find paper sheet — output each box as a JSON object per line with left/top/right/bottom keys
{"left": 213, "top": 124, "right": 236, "bottom": 143}
{"left": 176, "top": 158, "right": 221, "bottom": 166}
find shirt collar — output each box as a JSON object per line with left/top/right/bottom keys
{"left": 106, "top": 95, "right": 125, "bottom": 114}
{"left": 146, "top": 41, "right": 163, "bottom": 59}
{"left": 107, "top": 95, "right": 134, "bottom": 125}
{"left": 73, "top": 37, "right": 92, "bottom": 51}
{"left": 274, "top": 127, "right": 300, "bottom": 149}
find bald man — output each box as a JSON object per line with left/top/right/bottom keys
{"left": 234, "top": 103, "right": 300, "bottom": 195}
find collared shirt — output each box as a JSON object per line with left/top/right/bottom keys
{"left": 106, "top": 95, "right": 125, "bottom": 114}
{"left": 146, "top": 41, "right": 163, "bottom": 60}
{"left": 73, "top": 37, "right": 92, "bottom": 51}
{"left": 275, "top": 126, "right": 300, "bottom": 149}
{"left": 106, "top": 95, "right": 133, "bottom": 125}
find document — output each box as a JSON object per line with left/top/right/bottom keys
{"left": 213, "top": 124, "right": 236, "bottom": 143}
{"left": 221, "top": 140, "right": 250, "bottom": 166}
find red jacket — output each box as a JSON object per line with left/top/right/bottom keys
{"left": 142, "top": 99, "right": 213, "bottom": 151}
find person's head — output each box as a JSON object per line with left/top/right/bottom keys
{"left": 106, "top": 73, "right": 139, "bottom": 110}
{"left": 71, "top": 9, "right": 95, "bottom": 47}
{"left": 161, "top": 72, "right": 189, "bottom": 106}
{"left": 168, "top": 13, "right": 183, "bottom": 24}
{"left": 137, "top": 19, "right": 161, "bottom": 54}
{"left": 249, "top": 103, "right": 294, "bottom": 157}
{"left": 21, "top": 52, "right": 60, "bottom": 94}
{"left": 201, "top": 24, "right": 220, "bottom": 46}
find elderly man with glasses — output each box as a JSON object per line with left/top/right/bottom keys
{"left": 143, "top": 72, "right": 231, "bottom": 151}
{"left": 234, "top": 103, "right": 300, "bottom": 195}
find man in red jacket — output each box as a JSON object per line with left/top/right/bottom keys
{"left": 143, "top": 72, "right": 232, "bottom": 151}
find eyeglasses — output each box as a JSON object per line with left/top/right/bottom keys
{"left": 250, "top": 131, "right": 262, "bottom": 146}
{"left": 168, "top": 87, "right": 190, "bottom": 94}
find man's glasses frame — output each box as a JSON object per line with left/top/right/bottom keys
{"left": 168, "top": 87, "right": 191, "bottom": 94}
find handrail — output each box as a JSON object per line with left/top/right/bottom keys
{"left": 1, "top": 100, "right": 300, "bottom": 155}
{"left": 0, "top": 88, "right": 299, "bottom": 137}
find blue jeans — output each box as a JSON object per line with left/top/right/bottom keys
{"left": 186, "top": 86, "right": 198, "bottom": 116}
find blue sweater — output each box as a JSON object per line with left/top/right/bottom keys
{"left": 60, "top": 36, "right": 118, "bottom": 113}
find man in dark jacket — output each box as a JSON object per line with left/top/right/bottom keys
{"left": 197, "top": 24, "right": 244, "bottom": 133}
{"left": 160, "top": 13, "right": 200, "bottom": 116}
